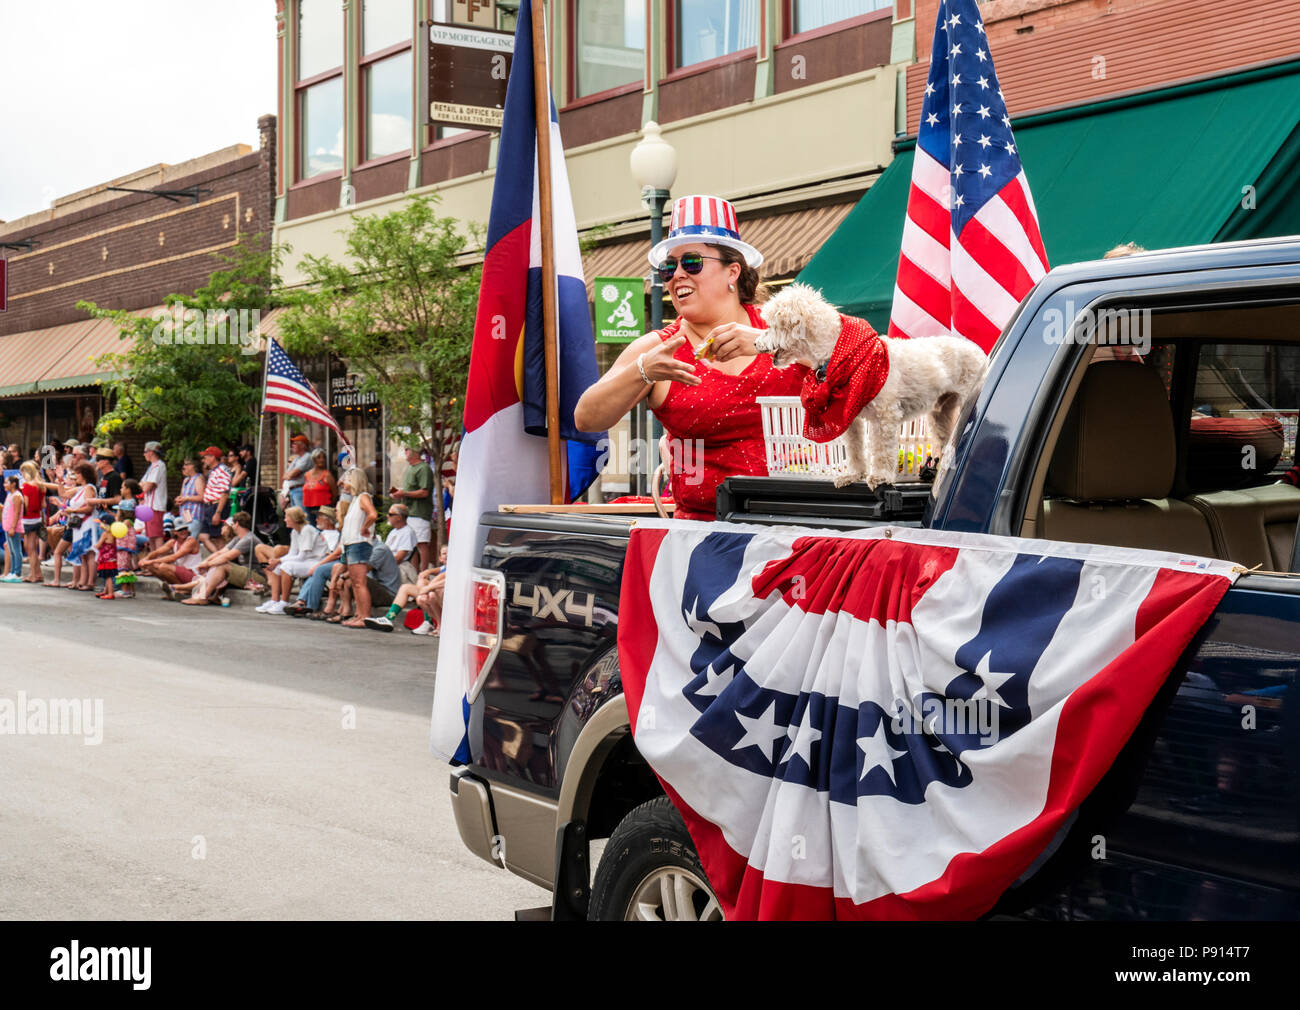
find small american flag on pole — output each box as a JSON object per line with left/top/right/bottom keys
{"left": 889, "top": 0, "right": 1049, "bottom": 352}
{"left": 263, "top": 337, "right": 347, "bottom": 444}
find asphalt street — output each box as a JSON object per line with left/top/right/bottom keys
{"left": 0, "top": 584, "right": 549, "bottom": 920}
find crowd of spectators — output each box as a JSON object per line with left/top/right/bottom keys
{"left": 0, "top": 434, "right": 454, "bottom": 635}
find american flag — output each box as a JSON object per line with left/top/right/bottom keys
{"left": 263, "top": 338, "right": 346, "bottom": 442}
{"left": 618, "top": 522, "right": 1236, "bottom": 919}
{"left": 890, "top": 0, "right": 1049, "bottom": 351}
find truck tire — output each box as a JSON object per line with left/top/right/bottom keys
{"left": 588, "top": 797, "right": 724, "bottom": 921}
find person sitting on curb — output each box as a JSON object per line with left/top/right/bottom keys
{"left": 257, "top": 506, "right": 329, "bottom": 615}
{"left": 140, "top": 526, "right": 201, "bottom": 587}
{"left": 177, "top": 512, "right": 258, "bottom": 605}
{"left": 321, "top": 560, "right": 355, "bottom": 625}
{"left": 365, "top": 544, "right": 448, "bottom": 634}
{"left": 283, "top": 506, "right": 341, "bottom": 618}
{"left": 382, "top": 504, "right": 418, "bottom": 581}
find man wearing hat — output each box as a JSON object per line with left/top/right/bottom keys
{"left": 89, "top": 448, "right": 124, "bottom": 511}
{"left": 282, "top": 433, "right": 314, "bottom": 511}
{"left": 573, "top": 194, "right": 809, "bottom": 520}
{"left": 199, "top": 446, "right": 232, "bottom": 553}
{"left": 140, "top": 441, "right": 168, "bottom": 550}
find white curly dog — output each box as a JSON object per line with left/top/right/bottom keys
{"left": 755, "top": 283, "right": 988, "bottom": 491}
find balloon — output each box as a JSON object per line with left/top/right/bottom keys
{"left": 135, "top": 505, "right": 154, "bottom": 522}
{"left": 110, "top": 522, "right": 129, "bottom": 539}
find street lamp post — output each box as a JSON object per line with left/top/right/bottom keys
{"left": 630, "top": 121, "right": 678, "bottom": 495}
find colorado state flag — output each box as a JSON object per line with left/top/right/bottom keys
{"left": 432, "top": 0, "right": 603, "bottom": 763}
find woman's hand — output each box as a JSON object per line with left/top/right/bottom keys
{"left": 574, "top": 332, "right": 696, "bottom": 433}
{"left": 706, "top": 322, "right": 764, "bottom": 363}
{"left": 640, "top": 336, "right": 702, "bottom": 386}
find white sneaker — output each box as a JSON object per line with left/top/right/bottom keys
{"left": 255, "top": 600, "right": 274, "bottom": 613}
{"left": 266, "top": 600, "right": 287, "bottom": 614}
{"left": 411, "top": 621, "right": 435, "bottom": 636}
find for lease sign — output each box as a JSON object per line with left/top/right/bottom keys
{"left": 427, "top": 22, "right": 514, "bottom": 129}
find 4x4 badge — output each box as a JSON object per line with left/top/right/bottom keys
{"left": 512, "top": 582, "right": 596, "bottom": 627}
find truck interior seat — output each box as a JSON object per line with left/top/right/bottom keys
{"left": 1186, "top": 483, "right": 1300, "bottom": 571}
{"left": 1038, "top": 362, "right": 1217, "bottom": 557}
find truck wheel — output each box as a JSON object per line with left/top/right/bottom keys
{"left": 588, "top": 797, "right": 724, "bottom": 921}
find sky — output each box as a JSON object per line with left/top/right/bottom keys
{"left": 0, "top": 1, "right": 277, "bottom": 224}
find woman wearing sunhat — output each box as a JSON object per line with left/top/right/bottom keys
{"left": 575, "top": 195, "right": 809, "bottom": 520}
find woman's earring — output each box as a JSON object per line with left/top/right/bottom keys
{"left": 728, "top": 283, "right": 735, "bottom": 292}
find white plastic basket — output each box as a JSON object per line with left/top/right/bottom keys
{"left": 757, "top": 396, "right": 935, "bottom": 480}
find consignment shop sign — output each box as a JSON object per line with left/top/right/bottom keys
{"left": 426, "top": 22, "right": 514, "bottom": 130}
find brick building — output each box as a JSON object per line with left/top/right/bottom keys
{"left": 272, "top": 0, "right": 915, "bottom": 494}
{"left": 0, "top": 116, "right": 277, "bottom": 471}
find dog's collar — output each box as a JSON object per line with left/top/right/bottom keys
{"left": 814, "top": 361, "right": 829, "bottom": 383}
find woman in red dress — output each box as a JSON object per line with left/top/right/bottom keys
{"left": 575, "top": 195, "right": 810, "bottom": 520}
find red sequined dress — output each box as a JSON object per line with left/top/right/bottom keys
{"left": 652, "top": 304, "right": 808, "bottom": 520}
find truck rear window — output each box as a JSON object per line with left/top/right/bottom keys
{"left": 1188, "top": 342, "right": 1299, "bottom": 493}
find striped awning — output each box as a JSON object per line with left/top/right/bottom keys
{"left": 581, "top": 199, "right": 858, "bottom": 298}
{"left": 0, "top": 306, "right": 288, "bottom": 398}
{"left": 0, "top": 309, "right": 154, "bottom": 398}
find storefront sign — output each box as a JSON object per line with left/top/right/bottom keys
{"left": 427, "top": 22, "right": 514, "bottom": 130}
{"left": 452, "top": 0, "right": 497, "bottom": 28}
{"left": 330, "top": 374, "right": 379, "bottom": 409}
{"left": 594, "top": 277, "right": 646, "bottom": 342}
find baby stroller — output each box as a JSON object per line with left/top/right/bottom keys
{"left": 239, "top": 485, "right": 282, "bottom": 543}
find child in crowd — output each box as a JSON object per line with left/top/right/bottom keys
{"left": 113, "top": 495, "right": 140, "bottom": 598}
{"left": 95, "top": 517, "right": 118, "bottom": 599}
{"left": 1, "top": 475, "right": 23, "bottom": 583}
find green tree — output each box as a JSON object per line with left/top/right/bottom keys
{"left": 277, "top": 195, "right": 480, "bottom": 550}
{"left": 79, "top": 237, "right": 285, "bottom": 465}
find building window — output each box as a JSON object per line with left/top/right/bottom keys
{"left": 791, "top": 0, "right": 889, "bottom": 35}
{"left": 361, "top": 0, "right": 413, "bottom": 162}
{"left": 363, "top": 0, "right": 411, "bottom": 53}
{"left": 300, "top": 76, "right": 345, "bottom": 178}
{"left": 573, "top": 0, "right": 645, "bottom": 99}
{"left": 675, "top": 0, "right": 758, "bottom": 69}
{"left": 365, "top": 50, "right": 413, "bottom": 160}
{"left": 299, "top": 0, "right": 344, "bottom": 80}
{"left": 296, "top": 0, "right": 344, "bottom": 180}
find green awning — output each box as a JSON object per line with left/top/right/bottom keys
{"left": 800, "top": 59, "right": 1300, "bottom": 332}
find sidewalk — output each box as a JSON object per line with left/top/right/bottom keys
{"left": 29, "top": 556, "right": 377, "bottom": 610}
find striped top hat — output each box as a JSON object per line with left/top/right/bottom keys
{"left": 649, "top": 195, "right": 762, "bottom": 270}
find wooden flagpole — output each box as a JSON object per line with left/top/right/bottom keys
{"left": 530, "top": 0, "right": 564, "bottom": 506}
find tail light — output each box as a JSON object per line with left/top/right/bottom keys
{"left": 465, "top": 569, "right": 505, "bottom": 702}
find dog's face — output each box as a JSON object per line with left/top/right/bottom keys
{"left": 757, "top": 283, "right": 841, "bottom": 369}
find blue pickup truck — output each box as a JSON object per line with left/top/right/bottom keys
{"left": 448, "top": 236, "right": 1300, "bottom": 921}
